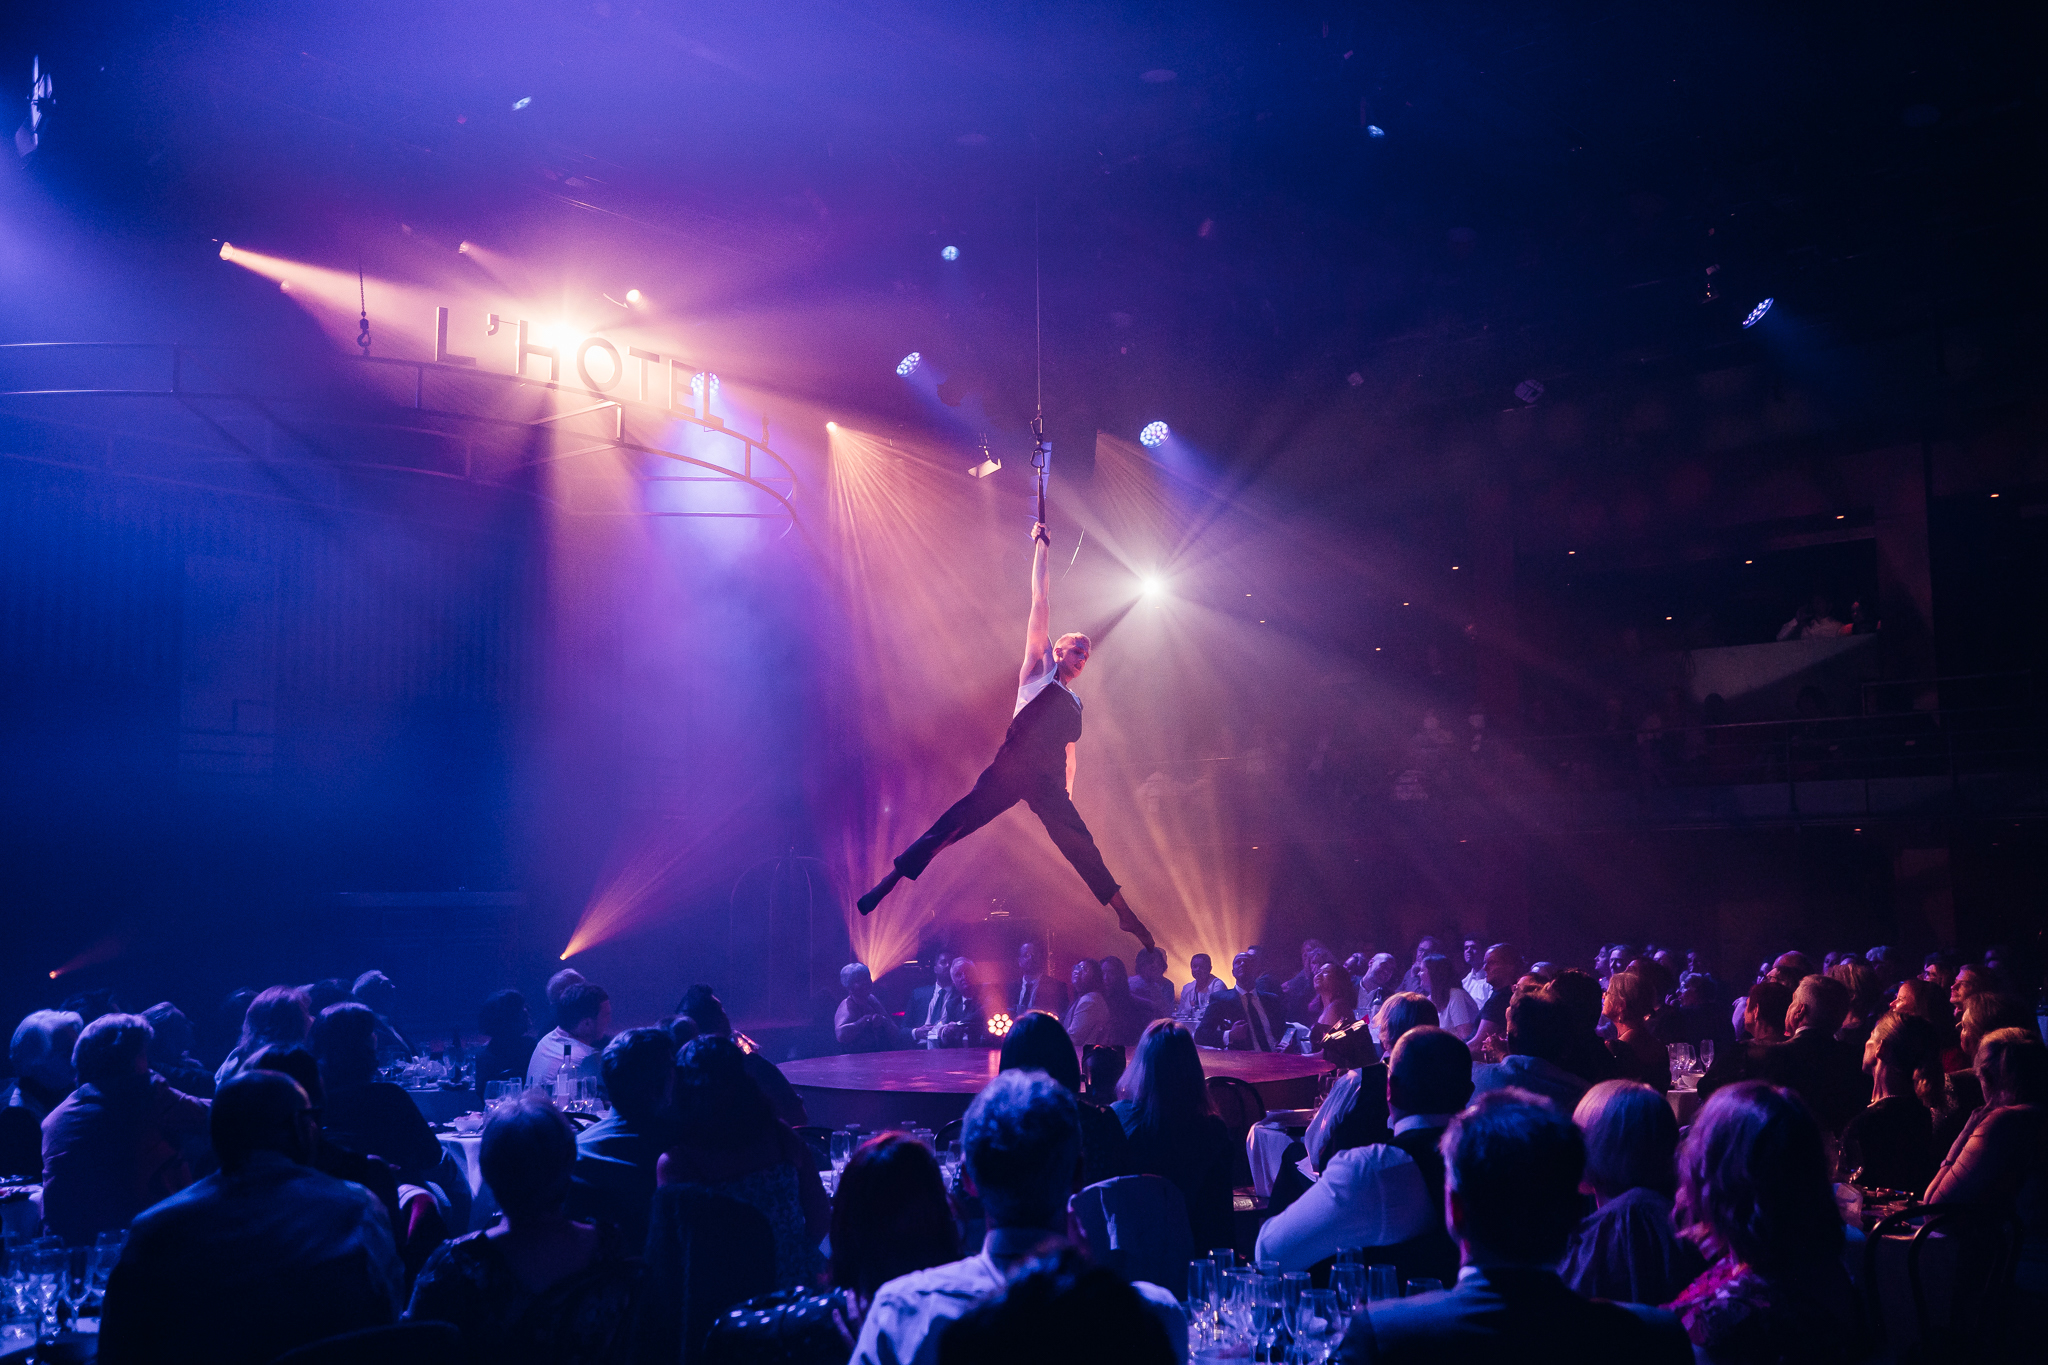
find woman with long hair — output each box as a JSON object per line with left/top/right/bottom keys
{"left": 309, "top": 1001, "right": 442, "bottom": 1183}
{"left": 1841, "top": 1011, "right": 1942, "bottom": 1192}
{"left": 1667, "top": 1082, "right": 1870, "bottom": 1363}
{"left": 1096, "top": 956, "right": 1149, "bottom": 1047}
{"left": 213, "top": 985, "right": 314, "bottom": 1086}
{"left": 1112, "top": 1020, "right": 1234, "bottom": 1253}
{"left": 999, "top": 1009, "right": 1132, "bottom": 1186}
{"left": 1562, "top": 1080, "right": 1702, "bottom": 1305}
{"left": 1602, "top": 971, "right": 1671, "bottom": 1092}
{"left": 1064, "top": 959, "right": 1112, "bottom": 1048}
{"left": 1307, "top": 961, "right": 1357, "bottom": 1053}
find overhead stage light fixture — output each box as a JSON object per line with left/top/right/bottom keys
{"left": 1742, "top": 298, "right": 1774, "bottom": 328}
{"left": 218, "top": 242, "right": 234, "bottom": 260}
{"left": 896, "top": 352, "right": 921, "bottom": 376}
{"left": 1139, "top": 421, "right": 1169, "bottom": 447}
{"left": 941, "top": 245, "right": 959, "bottom": 261}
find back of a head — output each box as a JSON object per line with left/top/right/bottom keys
{"left": 1976, "top": 1028, "right": 2048, "bottom": 1104}
{"left": 72, "top": 1013, "right": 152, "bottom": 1088}
{"left": 676, "top": 984, "right": 731, "bottom": 1037}
{"left": 10, "top": 1009, "right": 84, "bottom": 1079}
{"left": 1375, "top": 992, "right": 1438, "bottom": 1051}
{"left": 1387, "top": 1026, "right": 1473, "bottom": 1117}
{"left": 141, "top": 1002, "right": 192, "bottom": 1057}
{"left": 1573, "top": 1079, "right": 1679, "bottom": 1201}
{"left": 1114, "top": 1020, "right": 1210, "bottom": 1135}
{"left": 1542, "top": 970, "right": 1605, "bottom": 1033}
{"left": 1791, "top": 974, "right": 1852, "bottom": 1034}
{"left": 839, "top": 963, "right": 870, "bottom": 995}
{"left": 212, "top": 1069, "right": 312, "bottom": 1173}
{"left": 830, "top": 1133, "right": 959, "bottom": 1299}
{"left": 936, "top": 1247, "right": 1174, "bottom": 1365}
{"left": 599, "top": 1027, "right": 676, "bottom": 1120}
{"left": 1607, "top": 971, "right": 1653, "bottom": 1021}
{"left": 1828, "top": 959, "right": 1879, "bottom": 1017}
{"left": 241, "top": 985, "right": 313, "bottom": 1053}
{"left": 1678, "top": 1081, "right": 1842, "bottom": 1275}
{"left": 351, "top": 970, "right": 395, "bottom": 1009}
{"left": 1746, "top": 979, "right": 1795, "bottom": 1036}
{"left": 307, "top": 979, "right": 352, "bottom": 1014}
{"left": 1961, "top": 993, "right": 2038, "bottom": 1057}
{"left": 1866, "top": 1012, "right": 1942, "bottom": 1088}
{"left": 998, "top": 1010, "right": 1083, "bottom": 1093}
{"left": 1444, "top": 1090, "right": 1587, "bottom": 1266}
{"left": 1504, "top": 992, "right": 1570, "bottom": 1066}
{"left": 245, "top": 1044, "right": 325, "bottom": 1108}
{"left": 480, "top": 1091, "right": 578, "bottom": 1220}
{"left": 554, "top": 981, "right": 609, "bottom": 1034}
{"left": 545, "top": 968, "right": 586, "bottom": 1009}
{"left": 674, "top": 1034, "right": 773, "bottom": 1151}
{"left": 477, "top": 989, "right": 528, "bottom": 1039}
{"left": 310, "top": 1002, "right": 381, "bottom": 1086}
{"left": 962, "top": 1069, "right": 1080, "bottom": 1229}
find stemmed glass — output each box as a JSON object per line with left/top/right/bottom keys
{"left": 58, "top": 1248, "right": 93, "bottom": 1332}
{"left": 27, "top": 1246, "right": 65, "bottom": 1339}
{"left": 1293, "top": 1289, "right": 1347, "bottom": 1363}
{"left": 1247, "top": 1274, "right": 1283, "bottom": 1360}
{"left": 1186, "top": 1261, "right": 1216, "bottom": 1341}
{"left": 1697, "top": 1039, "right": 1714, "bottom": 1071}
{"left": 1328, "top": 1262, "right": 1366, "bottom": 1315}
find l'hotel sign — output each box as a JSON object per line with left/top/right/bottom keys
{"left": 432, "top": 305, "right": 717, "bottom": 417}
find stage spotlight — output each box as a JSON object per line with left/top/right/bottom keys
{"left": 1367, "top": 125, "right": 1386, "bottom": 138}
{"left": 690, "top": 372, "right": 720, "bottom": 397}
{"left": 1141, "top": 575, "right": 1166, "bottom": 598}
{"left": 625, "top": 288, "right": 643, "bottom": 304}
{"left": 218, "top": 242, "right": 234, "bottom": 260}
{"left": 825, "top": 420, "right": 838, "bottom": 430}
{"left": 513, "top": 96, "right": 532, "bottom": 111}
{"left": 1742, "top": 297, "right": 1774, "bottom": 328}
{"left": 896, "top": 351, "right": 922, "bottom": 376}
{"left": 941, "top": 245, "right": 959, "bottom": 261}
{"left": 1139, "top": 421, "right": 1169, "bottom": 447}
{"left": 458, "top": 241, "right": 471, "bottom": 254}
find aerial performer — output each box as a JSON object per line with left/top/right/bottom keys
{"left": 857, "top": 446, "right": 1155, "bottom": 949}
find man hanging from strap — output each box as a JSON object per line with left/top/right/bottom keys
{"left": 857, "top": 519, "right": 1155, "bottom": 950}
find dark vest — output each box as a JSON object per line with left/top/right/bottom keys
{"left": 995, "top": 677, "right": 1083, "bottom": 776}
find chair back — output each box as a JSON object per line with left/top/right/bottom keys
{"left": 1069, "top": 1175, "right": 1194, "bottom": 1291}
{"left": 1206, "top": 1075, "right": 1264, "bottom": 1142}
{"left": 636, "top": 1182, "right": 780, "bottom": 1364}
{"left": 1863, "top": 1202, "right": 2025, "bottom": 1358}
{"left": 270, "top": 1322, "right": 460, "bottom": 1365}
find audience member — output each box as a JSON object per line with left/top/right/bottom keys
{"left": 907, "top": 950, "right": 956, "bottom": 1035}
{"left": 1420, "top": 953, "right": 1478, "bottom": 1041}
{"left": 1840, "top": 1011, "right": 1942, "bottom": 1193}
{"left": 310, "top": 1001, "right": 443, "bottom": 1181}
{"left": 999, "top": 1009, "right": 1133, "bottom": 1187}
{"left": 1754, "top": 974, "right": 1860, "bottom": 1132}
{"left": 41, "top": 1012, "right": 210, "bottom": 1245}
{"left": 1309, "top": 960, "right": 1358, "bottom": 1051}
{"left": 1258, "top": 1025, "right": 1471, "bottom": 1278}
{"left": 1459, "top": 937, "right": 1492, "bottom": 1008}
{"left": 833, "top": 964, "right": 900, "bottom": 1053}
{"left": 1923, "top": 1027, "right": 2048, "bottom": 1288}
{"left": 851, "top": 1069, "right": 1186, "bottom": 1365}
{"left": 913, "top": 956, "right": 989, "bottom": 1048}
{"left": 1602, "top": 971, "right": 1672, "bottom": 1093}
{"left": 1113, "top": 1020, "right": 1235, "bottom": 1253}
{"left": 473, "top": 989, "right": 537, "bottom": 1107}
{"left": 1656, "top": 972, "right": 1726, "bottom": 1047}
{"left": 1334, "top": 1089, "right": 1688, "bottom": 1364}
{"left": 306, "top": 978, "right": 352, "bottom": 1015}
{"left": 213, "top": 984, "right": 314, "bottom": 1085}
{"left": 1178, "top": 953, "right": 1229, "bottom": 1017}
{"left": 1195, "top": 950, "right": 1285, "bottom": 1051}
{"left": 1471, "top": 992, "right": 1590, "bottom": 1110}
{"left": 1354, "top": 953, "right": 1399, "bottom": 1033}
{"left": 406, "top": 1092, "right": 640, "bottom": 1364}
{"left": 677, "top": 983, "right": 809, "bottom": 1127}
{"left": 936, "top": 1246, "right": 1177, "bottom": 1365}
{"left": 1561, "top": 1080, "right": 1703, "bottom": 1306}
{"left": 243, "top": 1043, "right": 406, "bottom": 1232}
{"left": 1061, "top": 958, "right": 1114, "bottom": 1047}
{"left": 350, "top": 969, "right": 417, "bottom": 1063}
{"left": 1829, "top": 957, "right": 1882, "bottom": 1047}
{"left": 1542, "top": 970, "right": 1622, "bottom": 1083}
{"left": 530, "top": 981, "right": 613, "bottom": 1086}
{"left": 1281, "top": 940, "right": 1334, "bottom": 1023}
{"left": 1466, "top": 943, "right": 1524, "bottom": 1057}
{"left": 1397, "top": 936, "right": 1445, "bottom": 995}
{"left": 1668, "top": 1082, "right": 1870, "bottom": 1363}
{"left": 1698, "top": 978, "right": 1793, "bottom": 1099}
{"left": 1098, "top": 955, "right": 1151, "bottom": 1046}
{"left": 1012, "top": 939, "right": 1071, "bottom": 1016}
{"left": 1128, "top": 947, "right": 1176, "bottom": 1020}
{"left": 569, "top": 1026, "right": 678, "bottom": 1251}
{"left": 140, "top": 1002, "right": 216, "bottom": 1098}
{"left": 98, "top": 1070, "right": 403, "bottom": 1365}
{"left": 1307, "top": 992, "right": 1439, "bottom": 1170}
{"left": 659, "top": 1034, "right": 828, "bottom": 1287}
{"left": 2, "top": 1008, "right": 81, "bottom": 1177}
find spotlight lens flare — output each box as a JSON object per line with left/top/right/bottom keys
{"left": 1742, "top": 297, "right": 1774, "bottom": 328}
{"left": 1139, "top": 421, "right": 1170, "bottom": 447}
{"left": 690, "top": 372, "right": 720, "bottom": 396}
{"left": 941, "top": 245, "right": 959, "bottom": 261}
{"left": 625, "top": 288, "right": 643, "bottom": 304}
{"left": 218, "top": 242, "right": 234, "bottom": 260}
{"left": 512, "top": 96, "right": 532, "bottom": 111}
{"left": 1141, "top": 575, "right": 1166, "bottom": 598}
{"left": 896, "top": 351, "right": 922, "bottom": 377}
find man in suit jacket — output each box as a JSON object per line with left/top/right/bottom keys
{"left": 1755, "top": 974, "right": 1862, "bottom": 1132}
{"left": 1335, "top": 1090, "right": 1690, "bottom": 1364}
{"left": 1196, "top": 952, "right": 1286, "bottom": 1050}
{"left": 1012, "top": 939, "right": 1071, "bottom": 1017}
{"left": 913, "top": 958, "right": 988, "bottom": 1048}
{"left": 907, "top": 951, "right": 955, "bottom": 1038}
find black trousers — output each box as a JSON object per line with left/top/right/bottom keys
{"left": 893, "top": 760, "right": 1121, "bottom": 904}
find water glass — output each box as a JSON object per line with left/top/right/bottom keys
{"left": 1366, "top": 1264, "right": 1399, "bottom": 1302}
{"left": 1697, "top": 1039, "right": 1715, "bottom": 1071}
{"left": 1294, "top": 1288, "right": 1347, "bottom": 1363}
{"left": 1329, "top": 1262, "right": 1366, "bottom": 1313}
{"left": 1404, "top": 1277, "right": 1444, "bottom": 1297}
{"left": 1186, "top": 1259, "right": 1215, "bottom": 1307}
{"left": 1279, "top": 1271, "right": 1310, "bottom": 1332}
{"left": 829, "top": 1131, "right": 855, "bottom": 1172}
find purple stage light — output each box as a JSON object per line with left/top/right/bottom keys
{"left": 1742, "top": 298, "right": 1774, "bottom": 328}
{"left": 1139, "top": 421, "right": 1169, "bottom": 447}
{"left": 896, "top": 352, "right": 921, "bottom": 376}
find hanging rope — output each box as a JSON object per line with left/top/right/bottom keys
{"left": 356, "top": 264, "right": 372, "bottom": 355}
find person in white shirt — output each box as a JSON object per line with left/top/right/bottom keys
{"left": 525, "top": 982, "right": 611, "bottom": 1091}
{"left": 851, "top": 1069, "right": 1186, "bottom": 1365}
{"left": 1255, "top": 1026, "right": 1474, "bottom": 1271}
{"left": 1178, "top": 954, "right": 1230, "bottom": 1017}
{"left": 1460, "top": 939, "right": 1493, "bottom": 1010}
{"left": 1422, "top": 953, "right": 1480, "bottom": 1041}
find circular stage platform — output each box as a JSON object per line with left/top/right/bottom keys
{"left": 780, "top": 1048, "right": 1332, "bottom": 1130}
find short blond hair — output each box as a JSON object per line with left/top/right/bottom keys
{"left": 1054, "top": 632, "right": 1090, "bottom": 656}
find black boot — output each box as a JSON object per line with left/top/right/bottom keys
{"left": 857, "top": 870, "right": 903, "bottom": 916}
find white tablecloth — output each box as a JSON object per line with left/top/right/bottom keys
{"left": 1247, "top": 1122, "right": 1296, "bottom": 1198}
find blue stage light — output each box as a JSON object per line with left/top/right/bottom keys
{"left": 1366, "top": 125, "right": 1386, "bottom": 138}
{"left": 1139, "top": 421, "right": 1169, "bottom": 447}
{"left": 1742, "top": 298, "right": 1774, "bottom": 328}
{"left": 512, "top": 96, "right": 532, "bottom": 111}
{"left": 690, "top": 372, "right": 719, "bottom": 397}
{"left": 896, "top": 352, "right": 921, "bottom": 377}
{"left": 941, "top": 246, "right": 959, "bottom": 261}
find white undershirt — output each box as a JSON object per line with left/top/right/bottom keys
{"left": 1014, "top": 649, "right": 1069, "bottom": 716}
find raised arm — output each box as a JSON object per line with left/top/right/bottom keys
{"left": 1021, "top": 523, "right": 1052, "bottom": 687}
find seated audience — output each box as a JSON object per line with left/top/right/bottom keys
{"left": 1421, "top": 953, "right": 1479, "bottom": 1041}
{"left": 659, "top": 1034, "right": 828, "bottom": 1287}
{"left": 99, "top": 1070, "right": 403, "bottom": 1365}
{"left": 1114, "top": 1020, "right": 1235, "bottom": 1253}
{"left": 1178, "top": 953, "right": 1229, "bottom": 1017}
{"left": 1128, "top": 946, "right": 1177, "bottom": 1020}
{"left": 1335, "top": 1090, "right": 1689, "bottom": 1363}
{"left": 1283, "top": 942, "right": 1336, "bottom": 1024}
{"left": 1011, "top": 939, "right": 1071, "bottom": 1016}
{"left": 1668, "top": 1082, "right": 1871, "bottom": 1363}
{"left": 834, "top": 964, "right": 902, "bottom": 1053}
{"left": 1541, "top": 969, "right": 1621, "bottom": 1084}
{"left": 1471, "top": 992, "right": 1591, "bottom": 1111}
{"left": 311, "top": 1001, "right": 443, "bottom": 1182}
{"left": 307, "top": 978, "right": 352, "bottom": 1015}
{"left": 1098, "top": 955, "right": 1151, "bottom": 1046}
{"left": 1195, "top": 950, "right": 1286, "bottom": 1051}
{"left": 473, "top": 989, "right": 536, "bottom": 1106}
{"left": 1924, "top": 1026, "right": 2048, "bottom": 1288}
{"left": 1755, "top": 974, "right": 1861, "bottom": 1132}
{"left": 1934, "top": 992, "right": 2038, "bottom": 1151}
{"left": 407, "top": 1092, "right": 640, "bottom": 1364}
{"left": 913, "top": 956, "right": 989, "bottom": 1048}
{"left": 851, "top": 1069, "right": 1185, "bottom": 1365}
{"left": 1698, "top": 978, "right": 1793, "bottom": 1098}
{"left": 1257, "top": 1026, "right": 1470, "bottom": 1279}
{"left": 1063, "top": 959, "right": 1114, "bottom": 1047}
{"left": 999, "top": 1009, "right": 1132, "bottom": 1187}
{"left": 2, "top": 1008, "right": 81, "bottom": 1177}
{"left": 244, "top": 1044, "right": 407, "bottom": 1234}
{"left": 1309, "top": 959, "right": 1358, "bottom": 1052}
{"left": 140, "top": 1002, "right": 216, "bottom": 1098}
{"left": 677, "top": 983, "right": 809, "bottom": 1127}
{"left": 1840, "top": 1011, "right": 1942, "bottom": 1192}
{"left": 1603, "top": 971, "right": 1672, "bottom": 1092}
{"left": 570, "top": 1026, "right": 678, "bottom": 1251}
{"left": 1354, "top": 953, "right": 1399, "bottom": 1035}
{"left": 528, "top": 980, "right": 612, "bottom": 1088}
{"left": 709, "top": 1133, "right": 961, "bottom": 1363}
{"left": 213, "top": 984, "right": 314, "bottom": 1085}
{"left": 41, "top": 1012, "right": 210, "bottom": 1244}
{"left": 1656, "top": 972, "right": 1727, "bottom": 1047}
{"left": 937, "top": 1246, "right": 1177, "bottom": 1365}
{"left": 1305, "top": 993, "right": 1439, "bottom": 1171}
{"left": 1829, "top": 957, "right": 1882, "bottom": 1052}
{"left": 351, "top": 969, "right": 417, "bottom": 1063}
{"left": 1561, "top": 1080, "right": 1703, "bottom": 1305}
{"left": 1466, "top": 943, "right": 1524, "bottom": 1057}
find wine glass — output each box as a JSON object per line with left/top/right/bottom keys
{"left": 1329, "top": 1262, "right": 1366, "bottom": 1314}
{"left": 1186, "top": 1261, "right": 1216, "bottom": 1340}
{"left": 1404, "top": 1277, "right": 1444, "bottom": 1297}
{"left": 829, "top": 1131, "right": 855, "bottom": 1174}
{"left": 1294, "top": 1288, "right": 1348, "bottom": 1363}
{"left": 58, "top": 1248, "right": 92, "bottom": 1331}
{"left": 1366, "top": 1263, "right": 1399, "bottom": 1302}
{"left": 1248, "top": 1275, "right": 1283, "bottom": 1356}
{"left": 1697, "top": 1039, "right": 1715, "bottom": 1071}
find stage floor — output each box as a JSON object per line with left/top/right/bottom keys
{"left": 781, "top": 1047, "right": 1330, "bottom": 1130}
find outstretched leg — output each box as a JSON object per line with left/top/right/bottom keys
{"left": 1022, "top": 786, "right": 1155, "bottom": 950}
{"left": 859, "top": 767, "right": 1021, "bottom": 915}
